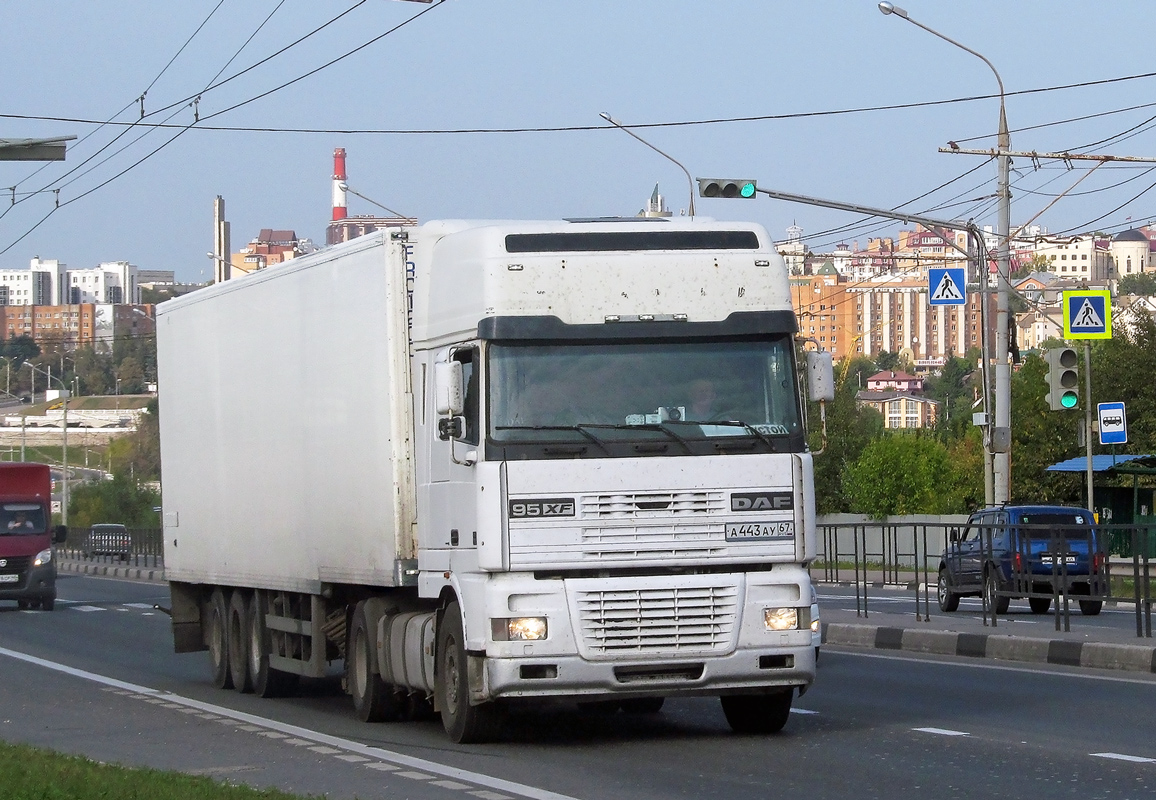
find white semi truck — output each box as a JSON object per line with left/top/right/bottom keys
{"left": 157, "top": 217, "right": 833, "bottom": 742}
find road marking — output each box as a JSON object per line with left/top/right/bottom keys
{"left": 124, "top": 603, "right": 156, "bottom": 609}
{"left": 71, "top": 605, "right": 105, "bottom": 612}
{"left": 790, "top": 708, "right": 818, "bottom": 715}
{"left": 1091, "top": 752, "right": 1156, "bottom": 764}
{"left": 913, "top": 727, "right": 970, "bottom": 736}
{"left": 0, "top": 644, "right": 582, "bottom": 800}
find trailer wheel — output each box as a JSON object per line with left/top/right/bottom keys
{"left": 248, "top": 592, "right": 298, "bottom": 698}
{"left": 348, "top": 601, "right": 401, "bottom": 722}
{"left": 436, "top": 601, "right": 501, "bottom": 743}
{"left": 721, "top": 691, "right": 793, "bottom": 734}
{"left": 207, "top": 588, "right": 233, "bottom": 690}
{"left": 227, "top": 591, "right": 253, "bottom": 693}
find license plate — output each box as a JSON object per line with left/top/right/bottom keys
{"left": 725, "top": 521, "right": 795, "bottom": 541}
{"left": 1041, "top": 554, "right": 1077, "bottom": 565}
{"left": 0, "top": 574, "right": 20, "bottom": 583}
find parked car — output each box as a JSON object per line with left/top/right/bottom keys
{"left": 937, "top": 505, "right": 1107, "bottom": 616}
{"left": 83, "top": 523, "right": 132, "bottom": 561}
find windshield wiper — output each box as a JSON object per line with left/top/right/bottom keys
{"left": 663, "top": 419, "right": 779, "bottom": 449}
{"left": 582, "top": 423, "right": 694, "bottom": 453}
{"left": 494, "top": 425, "right": 612, "bottom": 454}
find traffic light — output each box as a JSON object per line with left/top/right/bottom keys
{"left": 1045, "top": 346, "right": 1079, "bottom": 411}
{"left": 697, "top": 178, "right": 757, "bottom": 199}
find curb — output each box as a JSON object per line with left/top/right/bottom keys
{"left": 58, "top": 560, "right": 165, "bottom": 583}
{"left": 823, "top": 622, "right": 1156, "bottom": 675}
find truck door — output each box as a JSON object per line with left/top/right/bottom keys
{"left": 429, "top": 347, "right": 480, "bottom": 554}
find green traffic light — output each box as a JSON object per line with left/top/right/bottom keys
{"left": 1060, "top": 391, "right": 1078, "bottom": 409}
{"left": 740, "top": 182, "right": 756, "bottom": 198}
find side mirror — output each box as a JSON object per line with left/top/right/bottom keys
{"left": 806, "top": 351, "right": 835, "bottom": 402}
{"left": 949, "top": 528, "right": 960, "bottom": 544}
{"left": 54, "top": 524, "right": 68, "bottom": 544}
{"left": 434, "top": 360, "right": 464, "bottom": 416}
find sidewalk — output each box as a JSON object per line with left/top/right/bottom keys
{"left": 56, "top": 554, "right": 164, "bottom": 584}
{"left": 817, "top": 580, "right": 1156, "bottom": 676}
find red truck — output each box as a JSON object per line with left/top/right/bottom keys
{"left": 0, "top": 463, "right": 67, "bottom": 611}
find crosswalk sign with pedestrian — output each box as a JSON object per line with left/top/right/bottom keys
{"left": 1062, "top": 290, "right": 1112, "bottom": 339}
{"left": 928, "top": 268, "right": 966, "bottom": 306}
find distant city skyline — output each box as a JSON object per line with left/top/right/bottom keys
{"left": 5, "top": 2, "right": 1156, "bottom": 282}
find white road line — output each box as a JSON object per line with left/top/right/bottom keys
{"left": 1091, "top": 752, "right": 1156, "bottom": 764}
{"left": 71, "top": 605, "right": 105, "bottom": 612}
{"left": 0, "top": 644, "right": 581, "bottom": 800}
{"left": 913, "top": 727, "right": 970, "bottom": 736}
{"left": 790, "top": 708, "right": 818, "bottom": 715}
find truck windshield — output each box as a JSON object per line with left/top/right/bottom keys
{"left": 487, "top": 338, "right": 802, "bottom": 454}
{"left": 1, "top": 503, "right": 47, "bottom": 535}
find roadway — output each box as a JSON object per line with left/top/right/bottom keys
{"left": 1, "top": 573, "right": 1155, "bottom": 800}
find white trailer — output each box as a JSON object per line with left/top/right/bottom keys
{"left": 157, "top": 217, "right": 832, "bottom": 742}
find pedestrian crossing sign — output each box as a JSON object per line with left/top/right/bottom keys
{"left": 1062, "top": 289, "right": 1112, "bottom": 339}
{"left": 928, "top": 268, "right": 966, "bottom": 306}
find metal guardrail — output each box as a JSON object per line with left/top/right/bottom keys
{"left": 58, "top": 526, "right": 164, "bottom": 570}
{"left": 814, "top": 522, "right": 1153, "bottom": 638}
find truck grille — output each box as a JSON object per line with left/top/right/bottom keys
{"left": 579, "top": 491, "right": 725, "bottom": 518}
{"left": 575, "top": 584, "right": 739, "bottom": 657}
{"left": 580, "top": 524, "right": 726, "bottom": 561}
{"left": 0, "top": 555, "right": 30, "bottom": 576}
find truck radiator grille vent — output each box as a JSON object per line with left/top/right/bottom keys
{"left": 0, "top": 555, "right": 30, "bottom": 575}
{"left": 580, "top": 524, "right": 725, "bottom": 561}
{"left": 580, "top": 491, "right": 725, "bottom": 519}
{"left": 576, "top": 585, "right": 738, "bottom": 656}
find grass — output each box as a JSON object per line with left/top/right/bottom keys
{"left": 0, "top": 740, "right": 320, "bottom": 800}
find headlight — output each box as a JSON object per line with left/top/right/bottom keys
{"left": 491, "top": 617, "right": 548, "bottom": 641}
{"left": 763, "top": 607, "right": 798, "bottom": 631}
{"left": 33, "top": 548, "right": 53, "bottom": 567}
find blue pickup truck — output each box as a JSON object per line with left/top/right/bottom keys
{"left": 937, "top": 505, "right": 1108, "bottom": 616}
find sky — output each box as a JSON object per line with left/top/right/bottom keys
{"left": 5, "top": 0, "right": 1156, "bottom": 283}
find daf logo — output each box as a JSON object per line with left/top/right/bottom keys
{"left": 731, "top": 492, "right": 793, "bottom": 512}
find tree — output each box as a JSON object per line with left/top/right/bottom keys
{"left": 842, "top": 433, "right": 962, "bottom": 518}
{"left": 875, "top": 350, "right": 900, "bottom": 372}
{"left": 67, "top": 474, "right": 160, "bottom": 528}
{"left": 108, "top": 398, "right": 160, "bottom": 482}
{"left": 810, "top": 364, "right": 884, "bottom": 514}
{"left": 1092, "top": 312, "right": 1156, "bottom": 455}
{"left": 72, "top": 345, "right": 113, "bottom": 395}
{"left": 1118, "top": 273, "right": 1156, "bottom": 297}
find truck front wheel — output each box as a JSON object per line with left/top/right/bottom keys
{"left": 721, "top": 690, "right": 793, "bottom": 734}
{"left": 436, "top": 601, "right": 501, "bottom": 743}
{"left": 348, "top": 601, "right": 401, "bottom": 722}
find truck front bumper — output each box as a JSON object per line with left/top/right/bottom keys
{"left": 481, "top": 637, "right": 815, "bottom": 701}
{"left": 0, "top": 561, "right": 56, "bottom": 603}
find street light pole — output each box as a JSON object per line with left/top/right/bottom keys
{"left": 600, "top": 113, "right": 696, "bottom": 217}
{"left": 879, "top": 2, "right": 1013, "bottom": 503}
{"left": 22, "top": 362, "right": 68, "bottom": 525}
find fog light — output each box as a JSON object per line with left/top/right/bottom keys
{"left": 764, "top": 607, "right": 798, "bottom": 631}
{"left": 492, "top": 617, "right": 548, "bottom": 641}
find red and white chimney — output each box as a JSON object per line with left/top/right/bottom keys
{"left": 332, "top": 147, "right": 348, "bottom": 221}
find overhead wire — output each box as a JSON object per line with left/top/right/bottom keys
{"left": 2, "top": 0, "right": 440, "bottom": 255}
